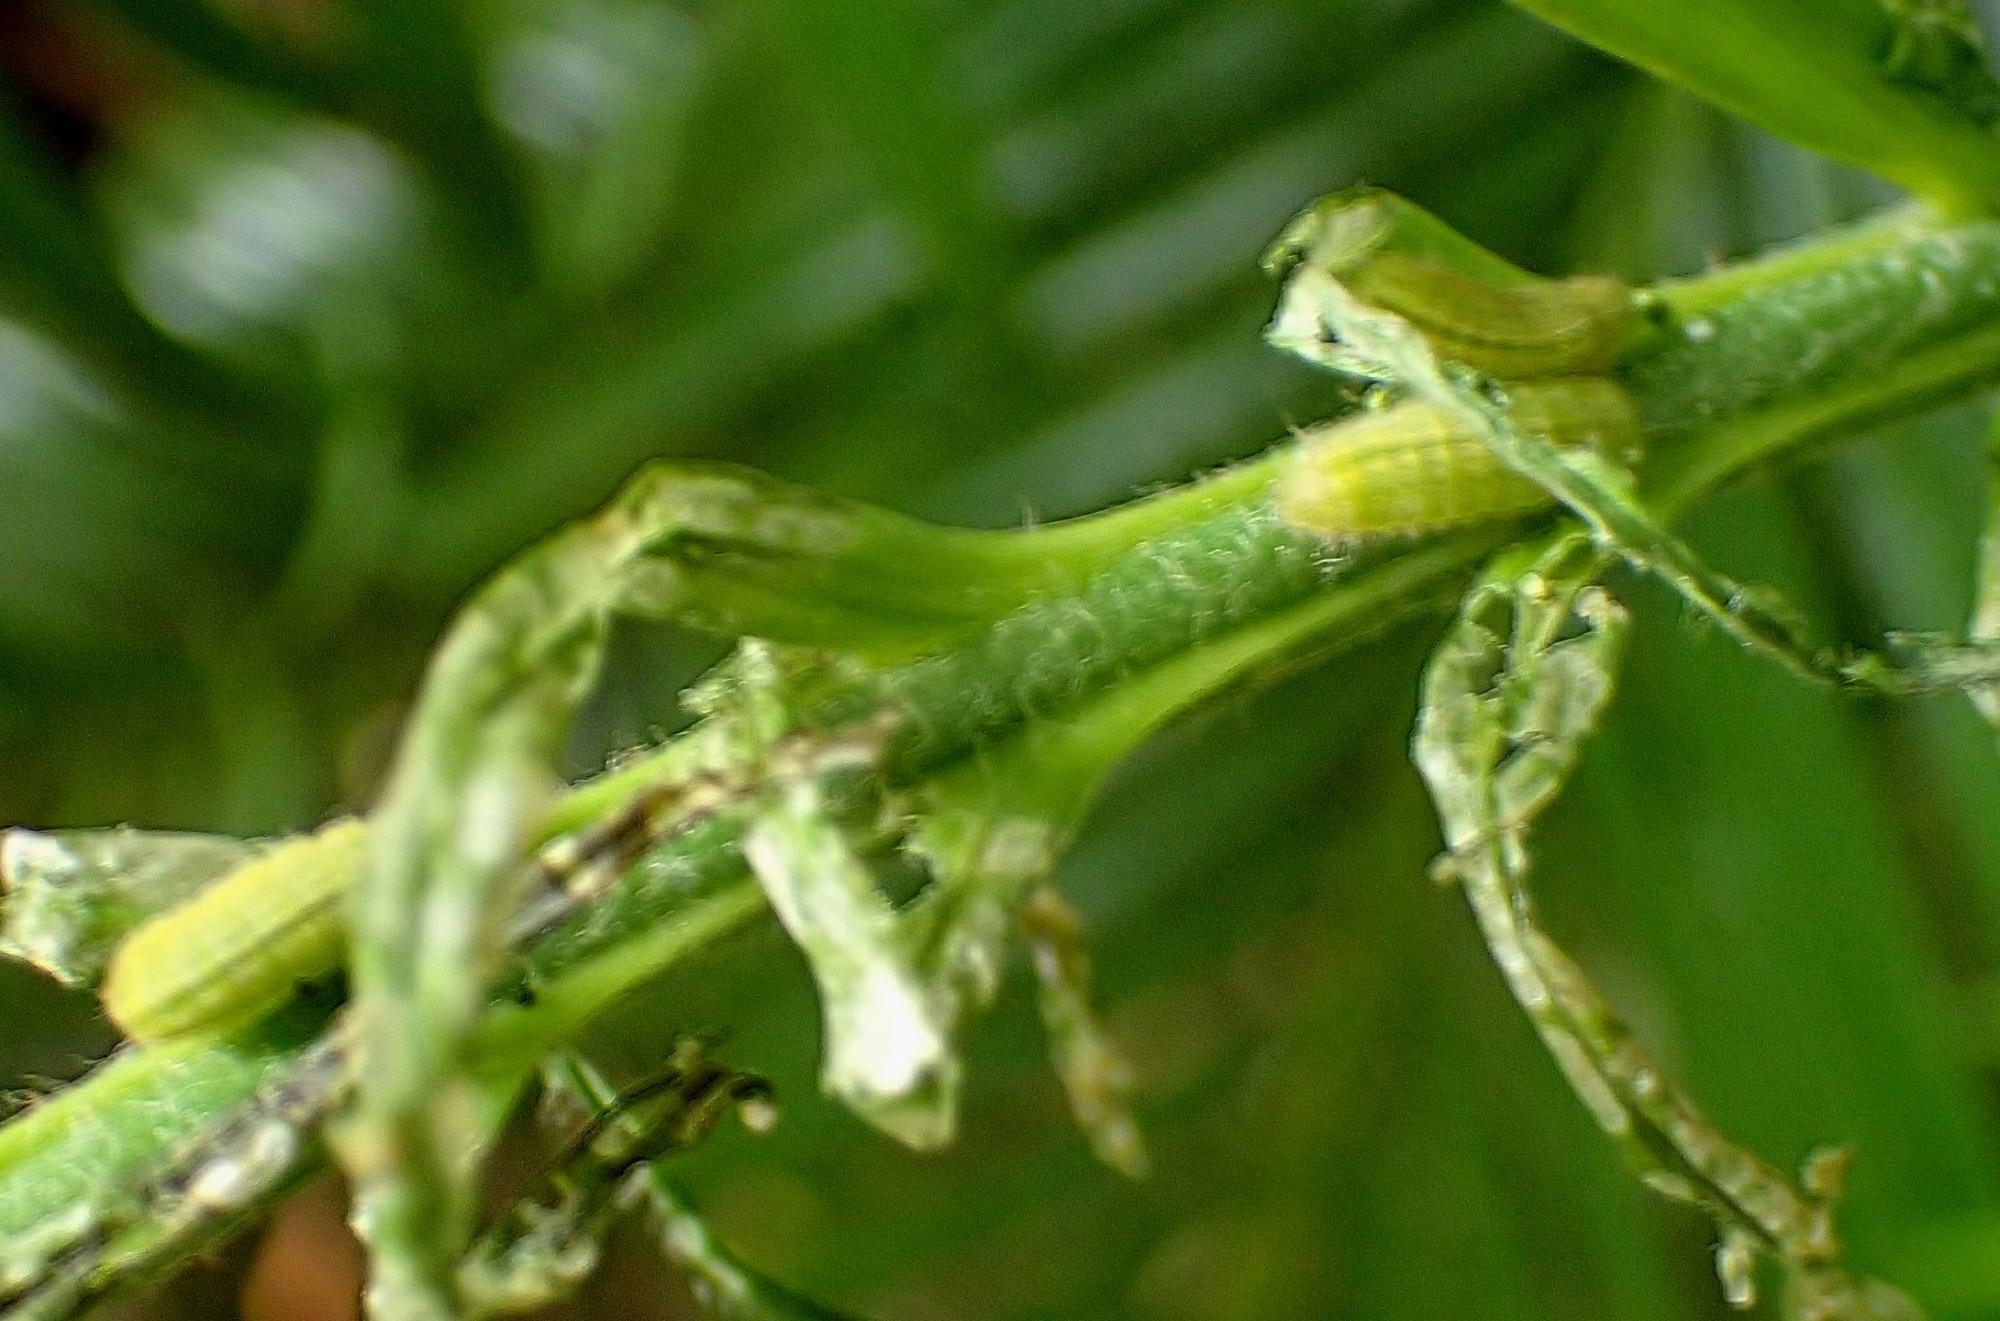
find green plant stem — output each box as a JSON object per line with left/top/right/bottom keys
{"left": 9, "top": 203, "right": 2000, "bottom": 1317}
{"left": 1634, "top": 209, "right": 2000, "bottom": 435}
{"left": 1650, "top": 319, "right": 2000, "bottom": 515}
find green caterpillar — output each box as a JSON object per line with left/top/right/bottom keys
{"left": 1274, "top": 378, "right": 1643, "bottom": 540}
{"left": 1264, "top": 187, "right": 1643, "bottom": 379}
{"left": 99, "top": 820, "right": 366, "bottom": 1042}
{"left": 94, "top": 714, "right": 866, "bottom": 1043}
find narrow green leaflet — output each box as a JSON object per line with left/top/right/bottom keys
{"left": 0, "top": 827, "right": 258, "bottom": 987}
{"left": 1505, "top": 0, "right": 2000, "bottom": 214}
{"left": 891, "top": 729, "right": 1134, "bottom": 1160}
{"left": 1413, "top": 531, "right": 1921, "bottom": 1319}
{"left": 347, "top": 473, "right": 661, "bottom": 1321}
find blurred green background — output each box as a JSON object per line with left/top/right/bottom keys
{"left": 5, "top": 0, "right": 2000, "bottom": 1316}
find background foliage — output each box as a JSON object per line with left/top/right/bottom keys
{"left": 4, "top": 0, "right": 2000, "bottom": 1316}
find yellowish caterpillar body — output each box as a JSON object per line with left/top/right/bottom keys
{"left": 1264, "top": 188, "right": 1643, "bottom": 379}
{"left": 1275, "top": 379, "right": 1643, "bottom": 540}
{"left": 96, "top": 715, "right": 895, "bottom": 1044}
{"left": 99, "top": 820, "right": 366, "bottom": 1042}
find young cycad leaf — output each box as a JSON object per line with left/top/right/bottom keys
{"left": 0, "top": 1025, "right": 348, "bottom": 1319}
{"left": 875, "top": 527, "right": 1481, "bottom": 1169}
{"left": 728, "top": 500, "right": 1373, "bottom": 1163}
{"left": 1414, "top": 529, "right": 1922, "bottom": 1318}
{"left": 0, "top": 1035, "right": 266, "bottom": 1299}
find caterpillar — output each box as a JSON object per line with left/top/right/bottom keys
{"left": 97, "top": 780, "right": 731, "bottom": 1044}
{"left": 1273, "top": 378, "right": 1643, "bottom": 540}
{"left": 96, "top": 802, "right": 655, "bottom": 1045}
{"left": 1264, "top": 188, "right": 1642, "bottom": 379}
{"left": 99, "top": 819, "right": 367, "bottom": 1042}
{"left": 97, "top": 713, "right": 899, "bottom": 1044}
